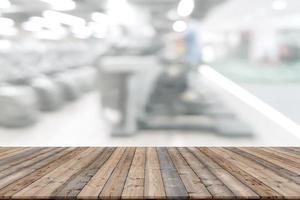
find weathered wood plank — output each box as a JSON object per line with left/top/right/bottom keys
{"left": 0, "top": 148, "right": 30, "bottom": 161}
{"left": 178, "top": 147, "right": 234, "bottom": 199}
{"left": 0, "top": 147, "right": 297, "bottom": 200}
{"left": 54, "top": 147, "right": 115, "bottom": 198}
{"left": 0, "top": 148, "right": 65, "bottom": 190}
{"left": 0, "top": 148, "right": 15, "bottom": 156}
{"left": 100, "top": 148, "right": 136, "bottom": 199}
{"left": 241, "top": 148, "right": 300, "bottom": 175}
{"left": 286, "top": 147, "right": 300, "bottom": 155}
{"left": 77, "top": 147, "right": 125, "bottom": 199}
{"left": 168, "top": 147, "right": 211, "bottom": 199}
{"left": 0, "top": 148, "right": 46, "bottom": 172}
{"left": 144, "top": 147, "right": 166, "bottom": 199}
{"left": 229, "top": 147, "right": 300, "bottom": 185}
{"left": 0, "top": 148, "right": 60, "bottom": 179}
{"left": 264, "top": 148, "right": 300, "bottom": 165}
{"left": 192, "top": 148, "right": 258, "bottom": 199}
{"left": 122, "top": 147, "right": 145, "bottom": 199}
{"left": 157, "top": 147, "right": 188, "bottom": 199}
{"left": 0, "top": 148, "right": 84, "bottom": 198}
{"left": 201, "top": 147, "right": 282, "bottom": 199}
{"left": 13, "top": 148, "right": 103, "bottom": 199}
{"left": 215, "top": 148, "right": 300, "bottom": 197}
{"left": 276, "top": 147, "right": 300, "bottom": 157}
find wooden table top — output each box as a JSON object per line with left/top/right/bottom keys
{"left": 0, "top": 147, "right": 299, "bottom": 199}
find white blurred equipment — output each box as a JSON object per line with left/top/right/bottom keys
{"left": 30, "top": 77, "right": 64, "bottom": 111}
{"left": 99, "top": 56, "right": 161, "bottom": 135}
{"left": 0, "top": 85, "right": 39, "bottom": 127}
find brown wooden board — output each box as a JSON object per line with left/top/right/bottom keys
{"left": 0, "top": 147, "right": 298, "bottom": 199}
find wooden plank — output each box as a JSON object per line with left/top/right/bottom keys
{"left": 200, "top": 147, "right": 282, "bottom": 199}
{"left": 0, "top": 147, "right": 298, "bottom": 199}
{"left": 178, "top": 147, "right": 234, "bottom": 199}
{"left": 13, "top": 148, "right": 103, "bottom": 199}
{"left": 264, "top": 148, "right": 300, "bottom": 164}
{"left": 287, "top": 147, "right": 300, "bottom": 151}
{"left": 241, "top": 148, "right": 300, "bottom": 175}
{"left": 0, "top": 148, "right": 29, "bottom": 160}
{"left": 157, "top": 147, "right": 188, "bottom": 199}
{"left": 167, "top": 148, "right": 211, "bottom": 199}
{"left": 276, "top": 147, "right": 300, "bottom": 157}
{"left": 0, "top": 148, "right": 65, "bottom": 190}
{"left": 122, "top": 147, "right": 145, "bottom": 199}
{"left": 0, "top": 148, "right": 15, "bottom": 156}
{"left": 0, "top": 148, "right": 26, "bottom": 156}
{"left": 0, "top": 148, "right": 56, "bottom": 178}
{"left": 99, "top": 148, "right": 136, "bottom": 199}
{"left": 229, "top": 147, "right": 300, "bottom": 185}
{"left": 77, "top": 147, "right": 126, "bottom": 199}
{"left": 286, "top": 147, "right": 300, "bottom": 155}
{"left": 54, "top": 147, "right": 115, "bottom": 198}
{"left": 191, "top": 148, "right": 258, "bottom": 199}
{"left": 0, "top": 148, "right": 46, "bottom": 171}
{"left": 144, "top": 147, "right": 166, "bottom": 199}
{"left": 0, "top": 148, "right": 84, "bottom": 198}
{"left": 214, "top": 147, "right": 300, "bottom": 197}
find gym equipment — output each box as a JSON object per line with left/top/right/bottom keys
{"left": 52, "top": 72, "right": 82, "bottom": 101}
{"left": 29, "top": 77, "right": 64, "bottom": 111}
{"left": 0, "top": 85, "right": 39, "bottom": 127}
{"left": 71, "top": 66, "right": 97, "bottom": 93}
{"left": 99, "top": 56, "right": 161, "bottom": 135}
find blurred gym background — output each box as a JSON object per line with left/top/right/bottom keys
{"left": 0, "top": 0, "right": 300, "bottom": 146}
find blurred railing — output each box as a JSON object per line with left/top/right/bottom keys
{"left": 199, "top": 65, "right": 300, "bottom": 145}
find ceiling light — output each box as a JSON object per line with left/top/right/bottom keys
{"left": 34, "top": 29, "right": 67, "bottom": 40}
{"left": 272, "top": 0, "right": 287, "bottom": 10}
{"left": 22, "top": 21, "right": 41, "bottom": 32}
{"left": 0, "top": 0, "right": 11, "bottom": 9}
{"left": 43, "top": 10, "right": 85, "bottom": 27}
{"left": 91, "top": 12, "right": 109, "bottom": 22}
{"left": 106, "top": 0, "right": 135, "bottom": 25}
{"left": 0, "top": 18, "right": 16, "bottom": 36}
{"left": 0, "top": 39, "right": 11, "bottom": 52}
{"left": 166, "top": 10, "right": 178, "bottom": 20}
{"left": 0, "top": 27, "right": 17, "bottom": 36}
{"left": 173, "top": 20, "right": 187, "bottom": 32}
{"left": 0, "top": 17, "right": 14, "bottom": 27}
{"left": 22, "top": 16, "right": 65, "bottom": 33}
{"left": 40, "top": 0, "right": 76, "bottom": 11}
{"left": 72, "top": 26, "right": 92, "bottom": 39}
{"left": 88, "top": 22, "right": 108, "bottom": 38}
{"left": 177, "top": 0, "right": 195, "bottom": 17}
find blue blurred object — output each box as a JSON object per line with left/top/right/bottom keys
{"left": 185, "top": 22, "right": 202, "bottom": 66}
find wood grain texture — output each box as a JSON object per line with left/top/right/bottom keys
{"left": 157, "top": 147, "right": 188, "bottom": 199}
{"left": 122, "top": 147, "right": 145, "bottom": 199}
{"left": 144, "top": 147, "right": 166, "bottom": 199}
{"left": 215, "top": 148, "right": 300, "bottom": 197}
{"left": 168, "top": 148, "right": 211, "bottom": 199}
{"left": 13, "top": 148, "right": 102, "bottom": 199}
{"left": 201, "top": 147, "right": 282, "bottom": 199}
{"left": 77, "top": 147, "right": 125, "bottom": 199}
{"left": 192, "top": 148, "right": 258, "bottom": 199}
{"left": 54, "top": 147, "right": 115, "bottom": 198}
{"left": 99, "top": 147, "right": 135, "bottom": 199}
{"left": 178, "top": 147, "right": 234, "bottom": 199}
{"left": 0, "top": 148, "right": 83, "bottom": 198}
{"left": 0, "top": 147, "right": 298, "bottom": 200}
{"left": 241, "top": 148, "right": 300, "bottom": 175}
{"left": 228, "top": 147, "right": 300, "bottom": 185}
